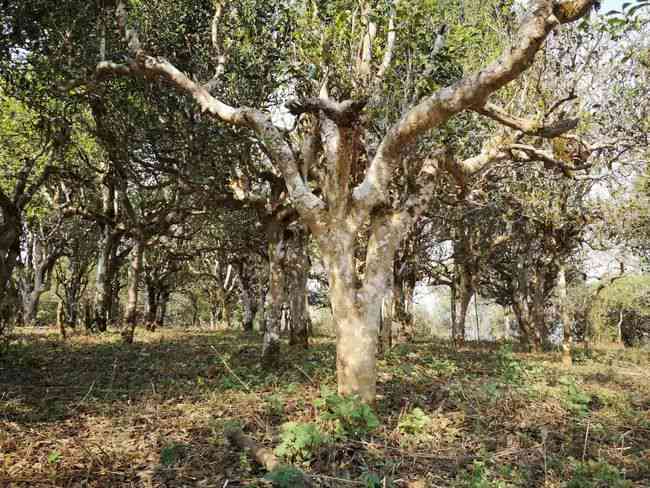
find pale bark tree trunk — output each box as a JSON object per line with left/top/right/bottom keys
{"left": 17, "top": 236, "right": 60, "bottom": 326}
{"left": 378, "top": 286, "right": 394, "bottom": 354}
{"left": 558, "top": 263, "right": 573, "bottom": 366}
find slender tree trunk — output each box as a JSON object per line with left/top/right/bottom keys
{"left": 156, "top": 290, "right": 169, "bottom": 328}
{"left": 122, "top": 239, "right": 143, "bottom": 343}
{"left": 94, "top": 228, "right": 114, "bottom": 332}
{"left": 558, "top": 263, "right": 572, "bottom": 366}
{"left": 144, "top": 281, "right": 158, "bottom": 330}
{"left": 240, "top": 285, "right": 257, "bottom": 332}
{"left": 287, "top": 229, "right": 310, "bottom": 348}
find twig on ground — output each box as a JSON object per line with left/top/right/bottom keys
{"left": 211, "top": 346, "right": 252, "bottom": 393}
{"left": 294, "top": 364, "right": 316, "bottom": 385}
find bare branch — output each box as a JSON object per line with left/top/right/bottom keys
{"left": 474, "top": 102, "right": 579, "bottom": 138}
{"left": 286, "top": 97, "right": 367, "bottom": 127}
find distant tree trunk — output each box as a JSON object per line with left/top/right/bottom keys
{"left": 17, "top": 236, "right": 60, "bottom": 326}
{"left": 144, "top": 281, "right": 158, "bottom": 331}
{"left": 122, "top": 239, "right": 143, "bottom": 343}
{"left": 156, "top": 289, "right": 169, "bottom": 328}
{"left": 558, "top": 263, "right": 572, "bottom": 366}
{"left": 221, "top": 294, "right": 231, "bottom": 328}
{"left": 240, "top": 286, "right": 257, "bottom": 332}
{"left": 262, "top": 221, "right": 286, "bottom": 368}
{"left": 451, "top": 261, "right": 474, "bottom": 345}
{"left": 57, "top": 300, "right": 66, "bottom": 339}
{"left": 287, "top": 229, "right": 310, "bottom": 348}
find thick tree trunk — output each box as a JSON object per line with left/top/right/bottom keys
{"left": 558, "top": 264, "right": 572, "bottom": 366}
{"left": 330, "top": 290, "right": 377, "bottom": 402}
{"left": 262, "top": 223, "right": 286, "bottom": 368}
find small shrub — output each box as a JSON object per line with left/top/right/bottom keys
{"left": 274, "top": 422, "right": 327, "bottom": 462}
{"left": 315, "top": 387, "right": 380, "bottom": 438}
{"left": 496, "top": 344, "right": 525, "bottom": 384}
{"left": 160, "top": 443, "right": 188, "bottom": 466}
{"left": 565, "top": 460, "right": 632, "bottom": 487}
{"left": 265, "top": 466, "right": 309, "bottom": 488}
{"left": 461, "top": 461, "right": 508, "bottom": 488}
{"left": 398, "top": 407, "right": 431, "bottom": 435}
{"left": 558, "top": 376, "right": 591, "bottom": 416}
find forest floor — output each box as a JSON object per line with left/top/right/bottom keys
{"left": 1, "top": 328, "right": 649, "bottom": 487}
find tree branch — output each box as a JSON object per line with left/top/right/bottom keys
{"left": 353, "top": 0, "right": 596, "bottom": 211}
{"left": 473, "top": 102, "right": 579, "bottom": 138}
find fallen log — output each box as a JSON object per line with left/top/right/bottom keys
{"left": 224, "top": 426, "right": 314, "bottom": 487}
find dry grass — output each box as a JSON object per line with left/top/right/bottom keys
{"left": 1, "top": 328, "right": 649, "bottom": 487}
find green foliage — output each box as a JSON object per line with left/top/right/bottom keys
{"left": 274, "top": 422, "right": 327, "bottom": 462}
{"left": 47, "top": 450, "right": 62, "bottom": 464}
{"left": 264, "top": 466, "right": 308, "bottom": 488}
{"left": 496, "top": 344, "right": 525, "bottom": 385}
{"left": 558, "top": 376, "right": 591, "bottom": 416}
{"left": 159, "top": 442, "right": 188, "bottom": 466}
{"left": 397, "top": 407, "right": 431, "bottom": 435}
{"left": 460, "top": 461, "right": 507, "bottom": 488}
{"left": 315, "top": 387, "right": 380, "bottom": 438}
{"left": 264, "top": 393, "right": 285, "bottom": 417}
{"left": 565, "top": 460, "right": 633, "bottom": 488}
{"left": 360, "top": 471, "right": 383, "bottom": 488}
{"left": 588, "top": 275, "right": 650, "bottom": 345}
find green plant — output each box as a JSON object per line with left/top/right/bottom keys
{"left": 461, "top": 461, "right": 508, "bottom": 488}
{"left": 565, "top": 460, "right": 632, "bottom": 487}
{"left": 496, "top": 344, "right": 525, "bottom": 385}
{"left": 398, "top": 407, "right": 431, "bottom": 435}
{"left": 264, "top": 394, "right": 285, "bottom": 417}
{"left": 558, "top": 376, "right": 591, "bottom": 416}
{"left": 274, "top": 422, "right": 326, "bottom": 462}
{"left": 47, "top": 450, "right": 62, "bottom": 464}
{"left": 160, "top": 443, "right": 188, "bottom": 466}
{"left": 360, "top": 471, "right": 383, "bottom": 487}
{"left": 264, "top": 466, "right": 308, "bottom": 488}
{"left": 315, "top": 387, "right": 380, "bottom": 438}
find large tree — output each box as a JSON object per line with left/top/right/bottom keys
{"left": 80, "top": 0, "right": 599, "bottom": 401}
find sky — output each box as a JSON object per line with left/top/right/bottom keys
{"left": 601, "top": 0, "right": 631, "bottom": 12}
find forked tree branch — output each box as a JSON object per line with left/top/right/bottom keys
{"left": 353, "top": 0, "right": 597, "bottom": 212}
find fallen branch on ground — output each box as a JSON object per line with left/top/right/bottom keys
{"left": 224, "top": 426, "right": 314, "bottom": 487}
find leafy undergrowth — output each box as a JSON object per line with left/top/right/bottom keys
{"left": 1, "top": 329, "right": 649, "bottom": 487}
